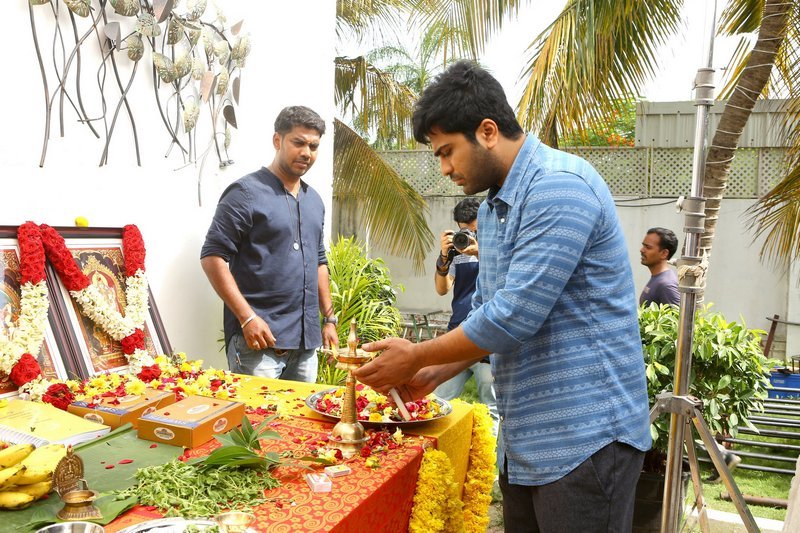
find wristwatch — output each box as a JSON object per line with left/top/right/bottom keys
{"left": 322, "top": 316, "right": 338, "bottom": 325}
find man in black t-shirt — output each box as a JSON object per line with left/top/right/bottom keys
{"left": 433, "top": 198, "right": 497, "bottom": 432}
{"left": 639, "top": 227, "right": 680, "bottom": 306}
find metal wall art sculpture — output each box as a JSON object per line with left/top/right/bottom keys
{"left": 27, "top": 0, "right": 249, "bottom": 169}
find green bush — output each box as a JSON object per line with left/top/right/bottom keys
{"left": 639, "top": 303, "right": 770, "bottom": 471}
{"left": 316, "top": 237, "right": 404, "bottom": 385}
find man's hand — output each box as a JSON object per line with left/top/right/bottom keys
{"left": 354, "top": 337, "right": 421, "bottom": 391}
{"left": 440, "top": 231, "right": 454, "bottom": 258}
{"left": 243, "top": 316, "right": 276, "bottom": 351}
{"left": 395, "top": 367, "right": 441, "bottom": 402}
{"left": 322, "top": 323, "right": 339, "bottom": 353}
{"left": 460, "top": 234, "right": 479, "bottom": 257}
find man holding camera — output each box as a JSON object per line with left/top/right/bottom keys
{"left": 434, "top": 198, "right": 498, "bottom": 433}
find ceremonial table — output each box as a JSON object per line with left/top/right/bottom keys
{"left": 100, "top": 376, "right": 475, "bottom": 532}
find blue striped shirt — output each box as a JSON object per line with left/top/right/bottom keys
{"left": 461, "top": 135, "right": 651, "bottom": 485}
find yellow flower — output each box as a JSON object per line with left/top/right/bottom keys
{"left": 462, "top": 403, "right": 496, "bottom": 533}
{"left": 368, "top": 412, "right": 383, "bottom": 422}
{"left": 126, "top": 380, "right": 146, "bottom": 395}
{"left": 392, "top": 427, "right": 404, "bottom": 445}
{"left": 195, "top": 374, "right": 211, "bottom": 389}
{"left": 180, "top": 362, "right": 192, "bottom": 372}
{"left": 365, "top": 456, "right": 380, "bottom": 469}
{"left": 409, "top": 449, "right": 464, "bottom": 533}
{"left": 215, "top": 389, "right": 230, "bottom": 400}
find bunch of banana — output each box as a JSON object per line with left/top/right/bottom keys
{"left": 0, "top": 443, "right": 66, "bottom": 510}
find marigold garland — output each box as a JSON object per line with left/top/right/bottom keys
{"left": 408, "top": 448, "right": 465, "bottom": 533}
{"left": 462, "top": 402, "right": 497, "bottom": 533}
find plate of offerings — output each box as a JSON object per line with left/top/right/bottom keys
{"left": 305, "top": 385, "right": 452, "bottom": 425}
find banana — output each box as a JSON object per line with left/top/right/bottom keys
{"left": 16, "top": 444, "right": 66, "bottom": 485}
{"left": 8, "top": 480, "right": 52, "bottom": 499}
{"left": 0, "top": 444, "right": 35, "bottom": 468}
{"left": 0, "top": 490, "right": 35, "bottom": 509}
{"left": 0, "top": 465, "right": 26, "bottom": 490}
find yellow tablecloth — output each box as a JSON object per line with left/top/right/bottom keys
{"left": 234, "top": 375, "right": 475, "bottom": 491}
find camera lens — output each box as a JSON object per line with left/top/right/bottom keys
{"left": 452, "top": 231, "right": 471, "bottom": 251}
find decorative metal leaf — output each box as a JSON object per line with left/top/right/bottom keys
{"left": 231, "top": 35, "right": 250, "bottom": 68}
{"left": 167, "top": 19, "right": 184, "bottom": 45}
{"left": 187, "top": 28, "right": 202, "bottom": 47}
{"left": 174, "top": 53, "right": 192, "bottom": 80}
{"left": 126, "top": 34, "right": 144, "bottom": 61}
{"left": 135, "top": 13, "right": 162, "bottom": 37}
{"left": 223, "top": 105, "right": 237, "bottom": 129}
{"left": 185, "top": 0, "right": 207, "bottom": 21}
{"left": 104, "top": 22, "right": 121, "bottom": 50}
{"left": 214, "top": 41, "right": 229, "bottom": 64}
{"left": 216, "top": 66, "right": 229, "bottom": 95}
{"left": 232, "top": 76, "right": 240, "bottom": 105}
{"left": 183, "top": 100, "right": 200, "bottom": 132}
{"left": 191, "top": 58, "right": 205, "bottom": 80}
{"left": 153, "top": 0, "right": 175, "bottom": 23}
{"left": 224, "top": 127, "right": 231, "bottom": 150}
{"left": 29, "top": 0, "right": 51, "bottom": 5}
{"left": 200, "top": 71, "right": 215, "bottom": 102}
{"left": 64, "top": 0, "right": 90, "bottom": 17}
{"left": 109, "top": 0, "right": 139, "bottom": 17}
{"left": 202, "top": 28, "right": 215, "bottom": 59}
{"left": 153, "top": 53, "right": 176, "bottom": 83}
{"left": 231, "top": 19, "right": 244, "bottom": 36}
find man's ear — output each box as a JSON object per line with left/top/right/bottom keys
{"left": 476, "top": 119, "right": 499, "bottom": 149}
{"left": 272, "top": 132, "right": 281, "bottom": 150}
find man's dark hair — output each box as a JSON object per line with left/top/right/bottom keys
{"left": 274, "top": 106, "right": 326, "bottom": 136}
{"left": 413, "top": 60, "right": 524, "bottom": 144}
{"left": 647, "top": 227, "right": 678, "bottom": 259}
{"left": 453, "top": 197, "right": 480, "bottom": 224}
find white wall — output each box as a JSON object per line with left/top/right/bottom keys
{"left": 1, "top": 2, "right": 336, "bottom": 369}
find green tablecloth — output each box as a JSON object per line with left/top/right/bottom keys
{"left": 9, "top": 424, "right": 182, "bottom": 532}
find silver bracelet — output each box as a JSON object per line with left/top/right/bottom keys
{"left": 240, "top": 314, "right": 257, "bottom": 329}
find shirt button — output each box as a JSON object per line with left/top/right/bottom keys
{"left": 500, "top": 217, "right": 506, "bottom": 223}
{"left": 500, "top": 416, "right": 504, "bottom": 422}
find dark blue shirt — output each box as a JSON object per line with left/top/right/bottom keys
{"left": 447, "top": 254, "right": 479, "bottom": 330}
{"left": 201, "top": 167, "right": 327, "bottom": 350}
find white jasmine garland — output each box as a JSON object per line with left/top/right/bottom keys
{"left": 69, "top": 271, "right": 150, "bottom": 342}
{"left": 127, "top": 349, "right": 156, "bottom": 375}
{"left": 0, "top": 280, "right": 49, "bottom": 375}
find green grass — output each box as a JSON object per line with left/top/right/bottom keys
{"left": 459, "top": 375, "right": 480, "bottom": 403}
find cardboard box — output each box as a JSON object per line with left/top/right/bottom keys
{"left": 137, "top": 395, "right": 246, "bottom": 448}
{"left": 305, "top": 472, "right": 332, "bottom": 493}
{"left": 68, "top": 390, "right": 176, "bottom": 429}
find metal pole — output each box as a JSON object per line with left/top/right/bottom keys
{"left": 661, "top": 1, "right": 717, "bottom": 531}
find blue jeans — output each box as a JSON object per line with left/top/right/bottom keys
{"left": 434, "top": 360, "right": 499, "bottom": 434}
{"left": 227, "top": 332, "right": 318, "bottom": 383}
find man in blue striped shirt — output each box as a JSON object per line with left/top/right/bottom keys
{"left": 355, "top": 61, "right": 651, "bottom": 532}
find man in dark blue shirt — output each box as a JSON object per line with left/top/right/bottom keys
{"left": 639, "top": 227, "right": 681, "bottom": 306}
{"left": 433, "top": 198, "right": 497, "bottom": 432}
{"left": 200, "top": 106, "right": 338, "bottom": 382}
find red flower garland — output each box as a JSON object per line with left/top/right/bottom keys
{"left": 9, "top": 353, "right": 42, "bottom": 387}
{"left": 39, "top": 224, "right": 90, "bottom": 292}
{"left": 120, "top": 329, "right": 145, "bottom": 355}
{"left": 137, "top": 364, "right": 162, "bottom": 382}
{"left": 122, "top": 225, "right": 146, "bottom": 276}
{"left": 18, "top": 222, "right": 46, "bottom": 284}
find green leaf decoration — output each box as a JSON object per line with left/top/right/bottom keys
{"left": 64, "top": 0, "right": 90, "bottom": 17}
{"left": 185, "top": 0, "right": 207, "bottom": 21}
{"left": 110, "top": 0, "right": 139, "bottom": 17}
{"left": 213, "top": 40, "right": 229, "bottom": 64}
{"left": 135, "top": 13, "right": 162, "bottom": 37}
{"left": 224, "top": 127, "right": 231, "bottom": 150}
{"left": 29, "top": 0, "right": 50, "bottom": 6}
{"left": 231, "top": 35, "right": 250, "bottom": 68}
{"left": 174, "top": 53, "right": 192, "bottom": 80}
{"left": 187, "top": 28, "right": 202, "bottom": 47}
{"left": 183, "top": 100, "right": 199, "bottom": 133}
{"left": 216, "top": 66, "right": 229, "bottom": 95}
{"left": 125, "top": 34, "right": 144, "bottom": 61}
{"left": 202, "top": 28, "right": 215, "bottom": 59}
{"left": 152, "top": 52, "right": 176, "bottom": 83}
{"left": 191, "top": 57, "right": 204, "bottom": 80}
{"left": 167, "top": 18, "right": 184, "bottom": 45}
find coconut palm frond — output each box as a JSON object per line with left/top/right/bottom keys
{"left": 333, "top": 119, "right": 433, "bottom": 271}
{"left": 719, "top": 0, "right": 763, "bottom": 35}
{"left": 747, "top": 162, "right": 800, "bottom": 266}
{"left": 335, "top": 56, "right": 418, "bottom": 147}
{"left": 516, "top": 0, "right": 681, "bottom": 147}
{"left": 336, "top": 0, "right": 407, "bottom": 45}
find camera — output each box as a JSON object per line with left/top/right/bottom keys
{"left": 452, "top": 228, "right": 476, "bottom": 253}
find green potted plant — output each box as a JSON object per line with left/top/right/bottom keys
{"left": 317, "top": 237, "right": 404, "bottom": 385}
{"left": 635, "top": 303, "right": 770, "bottom": 531}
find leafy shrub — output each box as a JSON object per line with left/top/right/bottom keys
{"left": 316, "top": 237, "right": 403, "bottom": 385}
{"left": 639, "top": 303, "right": 769, "bottom": 471}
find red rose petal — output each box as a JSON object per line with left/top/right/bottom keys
{"left": 105, "top": 465, "right": 115, "bottom": 469}
{"left": 149, "top": 444, "right": 158, "bottom": 448}
{"left": 118, "top": 459, "right": 134, "bottom": 464}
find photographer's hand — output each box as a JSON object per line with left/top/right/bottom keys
{"left": 461, "top": 235, "right": 479, "bottom": 257}
{"left": 439, "top": 230, "right": 454, "bottom": 258}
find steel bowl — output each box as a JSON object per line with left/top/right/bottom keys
{"left": 35, "top": 522, "right": 105, "bottom": 533}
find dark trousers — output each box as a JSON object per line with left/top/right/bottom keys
{"left": 500, "top": 441, "right": 644, "bottom": 533}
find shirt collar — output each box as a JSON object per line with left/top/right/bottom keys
{"left": 487, "top": 134, "right": 540, "bottom": 210}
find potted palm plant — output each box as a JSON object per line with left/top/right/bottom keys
{"left": 635, "top": 303, "right": 771, "bottom": 531}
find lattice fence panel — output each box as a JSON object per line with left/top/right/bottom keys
{"left": 380, "top": 150, "right": 462, "bottom": 196}
{"left": 564, "top": 147, "right": 648, "bottom": 196}
{"left": 725, "top": 148, "right": 759, "bottom": 198}
{"left": 650, "top": 148, "right": 693, "bottom": 196}
{"left": 759, "top": 148, "right": 789, "bottom": 195}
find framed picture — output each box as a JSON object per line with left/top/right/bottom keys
{"left": 47, "top": 227, "right": 172, "bottom": 377}
{"left": 0, "top": 227, "right": 78, "bottom": 397}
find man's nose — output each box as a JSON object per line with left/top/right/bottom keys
{"left": 439, "top": 158, "right": 453, "bottom": 176}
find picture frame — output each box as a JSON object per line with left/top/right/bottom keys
{"left": 0, "top": 227, "right": 79, "bottom": 397}
{"left": 46, "top": 227, "right": 172, "bottom": 378}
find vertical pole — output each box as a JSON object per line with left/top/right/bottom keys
{"left": 661, "top": 1, "right": 717, "bottom": 531}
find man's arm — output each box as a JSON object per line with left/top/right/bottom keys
{"left": 200, "top": 256, "right": 276, "bottom": 350}
{"left": 434, "top": 231, "right": 455, "bottom": 295}
{"left": 317, "top": 264, "right": 339, "bottom": 349}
